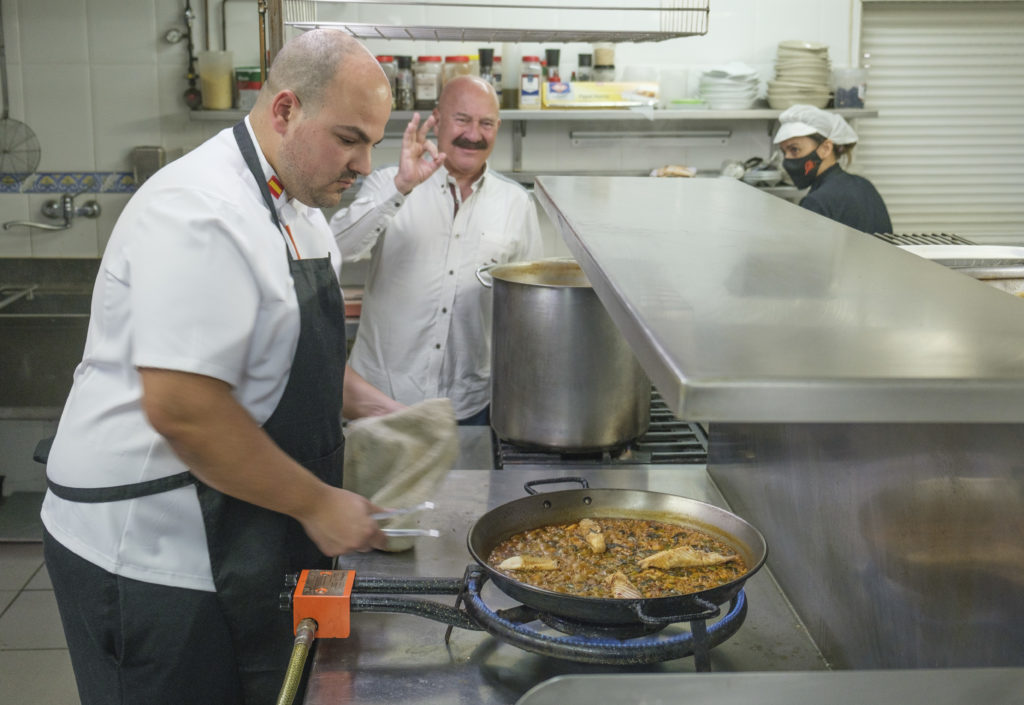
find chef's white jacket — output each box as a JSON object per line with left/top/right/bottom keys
{"left": 331, "top": 164, "right": 542, "bottom": 420}
{"left": 41, "top": 119, "right": 340, "bottom": 591}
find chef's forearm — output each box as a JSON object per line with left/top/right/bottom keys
{"left": 330, "top": 172, "right": 403, "bottom": 260}
{"left": 342, "top": 364, "right": 404, "bottom": 419}
{"left": 138, "top": 367, "right": 326, "bottom": 520}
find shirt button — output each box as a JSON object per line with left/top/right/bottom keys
{"left": 435, "top": 343, "right": 441, "bottom": 349}
{"left": 455, "top": 233, "right": 460, "bottom": 239}
{"left": 393, "top": 202, "right": 400, "bottom": 207}
{"left": 449, "top": 270, "right": 454, "bottom": 275}
{"left": 442, "top": 307, "right": 448, "bottom": 313}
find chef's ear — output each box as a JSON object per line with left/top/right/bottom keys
{"left": 269, "top": 90, "right": 301, "bottom": 133}
{"left": 817, "top": 139, "right": 835, "bottom": 159}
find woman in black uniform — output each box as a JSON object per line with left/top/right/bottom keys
{"left": 773, "top": 104, "right": 893, "bottom": 235}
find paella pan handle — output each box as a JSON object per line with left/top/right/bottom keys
{"left": 630, "top": 595, "right": 720, "bottom": 625}
{"left": 523, "top": 477, "right": 589, "bottom": 495}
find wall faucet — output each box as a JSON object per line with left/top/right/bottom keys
{"left": 3, "top": 193, "right": 102, "bottom": 232}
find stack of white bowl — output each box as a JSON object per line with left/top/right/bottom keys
{"left": 767, "top": 40, "right": 831, "bottom": 109}
{"left": 698, "top": 63, "right": 760, "bottom": 110}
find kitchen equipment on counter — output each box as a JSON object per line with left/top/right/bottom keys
{"left": 494, "top": 389, "right": 707, "bottom": 468}
{"left": 466, "top": 477, "right": 768, "bottom": 626}
{"left": 479, "top": 259, "right": 650, "bottom": 451}
{"left": 898, "top": 244, "right": 1024, "bottom": 297}
{"left": 697, "top": 63, "right": 759, "bottom": 110}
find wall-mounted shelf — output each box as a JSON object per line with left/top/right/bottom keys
{"left": 286, "top": 22, "right": 698, "bottom": 44}
{"left": 189, "top": 107, "right": 879, "bottom": 123}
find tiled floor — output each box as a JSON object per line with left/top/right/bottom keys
{"left": 0, "top": 541, "right": 81, "bottom": 704}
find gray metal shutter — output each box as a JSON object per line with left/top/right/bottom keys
{"left": 858, "top": 1, "right": 1024, "bottom": 244}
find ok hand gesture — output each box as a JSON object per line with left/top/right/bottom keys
{"left": 393, "top": 112, "right": 447, "bottom": 195}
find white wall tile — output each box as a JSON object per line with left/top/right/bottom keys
{"left": 90, "top": 65, "right": 161, "bottom": 171}
{"left": 16, "top": 0, "right": 88, "bottom": 65}
{"left": 85, "top": 0, "right": 157, "bottom": 66}
{"left": 22, "top": 63, "right": 94, "bottom": 171}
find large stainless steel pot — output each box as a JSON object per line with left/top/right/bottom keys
{"left": 480, "top": 259, "right": 650, "bottom": 451}
{"left": 466, "top": 478, "right": 768, "bottom": 625}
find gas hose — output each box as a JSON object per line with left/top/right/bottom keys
{"left": 276, "top": 618, "right": 317, "bottom": 705}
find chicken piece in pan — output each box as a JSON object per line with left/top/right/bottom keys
{"left": 639, "top": 545, "right": 738, "bottom": 570}
{"left": 497, "top": 555, "right": 558, "bottom": 571}
{"left": 577, "top": 518, "right": 606, "bottom": 554}
{"left": 604, "top": 571, "right": 643, "bottom": 599}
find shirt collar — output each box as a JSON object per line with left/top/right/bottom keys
{"left": 242, "top": 116, "right": 313, "bottom": 219}
{"left": 434, "top": 162, "right": 490, "bottom": 195}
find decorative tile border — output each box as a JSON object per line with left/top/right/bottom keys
{"left": 0, "top": 172, "right": 136, "bottom": 194}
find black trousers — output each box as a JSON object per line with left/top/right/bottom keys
{"left": 44, "top": 530, "right": 246, "bottom": 705}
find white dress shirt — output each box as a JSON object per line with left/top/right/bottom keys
{"left": 41, "top": 118, "right": 340, "bottom": 591}
{"left": 332, "top": 164, "right": 542, "bottom": 419}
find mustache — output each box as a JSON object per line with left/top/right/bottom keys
{"left": 452, "top": 136, "right": 488, "bottom": 150}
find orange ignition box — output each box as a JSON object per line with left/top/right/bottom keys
{"left": 292, "top": 569, "right": 355, "bottom": 638}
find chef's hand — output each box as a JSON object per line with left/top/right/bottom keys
{"left": 299, "top": 487, "right": 389, "bottom": 555}
{"left": 393, "top": 112, "right": 446, "bottom": 196}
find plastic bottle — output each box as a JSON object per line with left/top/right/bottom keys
{"left": 520, "top": 55, "right": 542, "bottom": 109}
{"left": 414, "top": 56, "right": 442, "bottom": 110}
{"left": 395, "top": 56, "right": 414, "bottom": 111}
{"left": 443, "top": 55, "right": 472, "bottom": 86}
{"left": 493, "top": 56, "right": 503, "bottom": 105}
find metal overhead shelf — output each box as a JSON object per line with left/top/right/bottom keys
{"left": 286, "top": 22, "right": 702, "bottom": 43}
{"left": 284, "top": 1, "right": 710, "bottom": 43}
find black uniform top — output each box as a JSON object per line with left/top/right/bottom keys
{"left": 800, "top": 164, "right": 893, "bottom": 235}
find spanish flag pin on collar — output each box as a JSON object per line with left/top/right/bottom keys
{"left": 267, "top": 175, "right": 284, "bottom": 199}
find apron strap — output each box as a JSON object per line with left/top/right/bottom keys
{"left": 47, "top": 470, "right": 196, "bottom": 503}
{"left": 232, "top": 120, "right": 293, "bottom": 257}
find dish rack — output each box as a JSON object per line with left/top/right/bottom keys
{"left": 282, "top": 0, "right": 711, "bottom": 43}
{"left": 870, "top": 232, "right": 976, "bottom": 246}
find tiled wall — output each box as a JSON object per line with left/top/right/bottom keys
{"left": 0, "top": 0, "right": 855, "bottom": 259}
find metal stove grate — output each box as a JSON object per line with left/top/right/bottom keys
{"left": 871, "top": 232, "right": 976, "bottom": 246}
{"left": 494, "top": 390, "right": 708, "bottom": 467}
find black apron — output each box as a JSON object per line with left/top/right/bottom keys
{"left": 48, "top": 121, "right": 348, "bottom": 704}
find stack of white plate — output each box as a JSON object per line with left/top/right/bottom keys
{"left": 768, "top": 40, "right": 831, "bottom": 110}
{"left": 698, "top": 63, "right": 760, "bottom": 110}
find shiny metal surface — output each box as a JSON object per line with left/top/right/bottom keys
{"left": 533, "top": 176, "right": 1024, "bottom": 423}
{"left": 302, "top": 467, "right": 827, "bottom": 705}
{"left": 515, "top": 669, "right": 1024, "bottom": 705}
{"left": 490, "top": 260, "right": 650, "bottom": 450}
{"left": 708, "top": 422, "right": 1024, "bottom": 670}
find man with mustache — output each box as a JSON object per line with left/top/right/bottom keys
{"left": 332, "top": 74, "right": 543, "bottom": 425}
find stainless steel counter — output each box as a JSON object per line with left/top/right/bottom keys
{"left": 303, "top": 467, "right": 828, "bottom": 705}
{"left": 533, "top": 176, "right": 1024, "bottom": 423}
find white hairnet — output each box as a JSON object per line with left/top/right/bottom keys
{"left": 772, "top": 104, "right": 859, "bottom": 145}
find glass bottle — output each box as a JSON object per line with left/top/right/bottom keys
{"left": 395, "top": 56, "right": 414, "bottom": 111}
{"left": 577, "top": 53, "right": 593, "bottom": 82}
{"left": 544, "top": 48, "right": 561, "bottom": 83}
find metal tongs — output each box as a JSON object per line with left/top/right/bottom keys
{"left": 372, "top": 501, "right": 440, "bottom": 538}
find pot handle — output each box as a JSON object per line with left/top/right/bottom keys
{"left": 630, "top": 596, "right": 721, "bottom": 624}
{"left": 523, "top": 477, "right": 589, "bottom": 495}
{"left": 475, "top": 263, "right": 496, "bottom": 288}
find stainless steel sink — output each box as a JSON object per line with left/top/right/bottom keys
{"left": 0, "top": 259, "right": 99, "bottom": 414}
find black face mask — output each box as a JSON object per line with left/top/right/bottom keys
{"left": 783, "top": 150, "right": 823, "bottom": 189}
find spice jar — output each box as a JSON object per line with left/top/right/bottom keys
{"left": 376, "top": 55, "right": 397, "bottom": 109}
{"left": 395, "top": 56, "right": 414, "bottom": 111}
{"left": 414, "top": 56, "right": 442, "bottom": 110}
{"left": 594, "top": 65, "right": 616, "bottom": 82}
{"left": 519, "top": 55, "right": 542, "bottom": 109}
{"left": 443, "top": 55, "right": 471, "bottom": 86}
{"left": 576, "top": 54, "right": 593, "bottom": 82}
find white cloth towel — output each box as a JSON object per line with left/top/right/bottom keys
{"left": 343, "top": 398, "right": 457, "bottom": 551}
